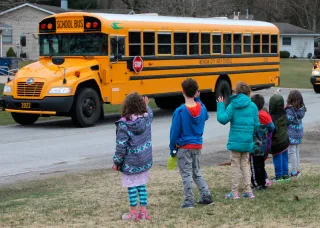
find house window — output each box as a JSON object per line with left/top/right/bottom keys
{"left": 174, "top": 32, "right": 187, "bottom": 55}
{"left": 212, "top": 33, "right": 221, "bottom": 54}
{"left": 283, "top": 37, "right": 291, "bottom": 45}
{"left": 189, "top": 33, "right": 199, "bottom": 55}
{"left": 158, "top": 32, "right": 172, "bottom": 55}
{"left": 2, "top": 27, "right": 13, "bottom": 44}
{"left": 129, "top": 32, "right": 141, "bottom": 56}
{"left": 143, "top": 32, "right": 155, "bottom": 56}
{"left": 201, "top": 33, "right": 210, "bottom": 55}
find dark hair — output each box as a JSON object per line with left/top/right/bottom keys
{"left": 121, "top": 92, "right": 147, "bottom": 120}
{"left": 287, "top": 90, "right": 306, "bottom": 111}
{"left": 235, "top": 81, "right": 251, "bottom": 96}
{"left": 251, "top": 94, "right": 265, "bottom": 110}
{"left": 182, "top": 78, "right": 199, "bottom": 98}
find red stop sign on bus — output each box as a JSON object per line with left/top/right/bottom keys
{"left": 133, "top": 56, "right": 144, "bottom": 73}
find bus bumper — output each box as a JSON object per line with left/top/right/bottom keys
{"left": 310, "top": 76, "right": 319, "bottom": 86}
{"left": 0, "top": 96, "right": 74, "bottom": 114}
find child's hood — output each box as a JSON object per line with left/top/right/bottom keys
{"left": 116, "top": 115, "right": 148, "bottom": 135}
{"left": 269, "top": 94, "right": 285, "bottom": 115}
{"left": 181, "top": 103, "right": 203, "bottom": 123}
{"left": 286, "top": 106, "right": 306, "bottom": 120}
{"left": 229, "top": 93, "right": 251, "bottom": 109}
{"left": 259, "top": 110, "right": 272, "bottom": 125}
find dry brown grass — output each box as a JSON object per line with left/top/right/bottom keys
{"left": 0, "top": 164, "right": 320, "bottom": 228}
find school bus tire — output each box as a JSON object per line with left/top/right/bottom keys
{"left": 313, "top": 85, "right": 320, "bottom": 93}
{"left": 215, "top": 79, "right": 232, "bottom": 107}
{"left": 11, "top": 113, "right": 40, "bottom": 125}
{"left": 71, "top": 88, "right": 102, "bottom": 128}
{"left": 154, "top": 97, "right": 180, "bottom": 110}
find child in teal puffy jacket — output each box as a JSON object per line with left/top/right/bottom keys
{"left": 217, "top": 82, "right": 260, "bottom": 199}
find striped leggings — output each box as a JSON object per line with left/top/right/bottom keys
{"left": 128, "top": 185, "right": 148, "bottom": 207}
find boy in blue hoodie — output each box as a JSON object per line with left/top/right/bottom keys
{"left": 169, "top": 78, "right": 213, "bottom": 209}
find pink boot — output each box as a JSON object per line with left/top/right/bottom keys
{"left": 122, "top": 209, "right": 139, "bottom": 221}
{"left": 139, "top": 208, "right": 151, "bottom": 220}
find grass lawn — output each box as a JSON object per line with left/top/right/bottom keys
{"left": 280, "top": 59, "right": 314, "bottom": 89}
{"left": 0, "top": 164, "right": 319, "bottom": 227}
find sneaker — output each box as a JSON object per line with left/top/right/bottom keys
{"left": 266, "top": 179, "right": 272, "bottom": 187}
{"left": 271, "top": 177, "right": 285, "bottom": 183}
{"left": 138, "top": 209, "right": 151, "bottom": 220}
{"left": 242, "top": 192, "right": 255, "bottom": 199}
{"left": 197, "top": 195, "right": 214, "bottom": 205}
{"left": 180, "top": 202, "right": 194, "bottom": 209}
{"left": 225, "top": 192, "right": 240, "bottom": 199}
{"left": 290, "top": 172, "right": 298, "bottom": 177}
{"left": 282, "top": 175, "right": 291, "bottom": 181}
{"left": 122, "top": 209, "right": 139, "bottom": 221}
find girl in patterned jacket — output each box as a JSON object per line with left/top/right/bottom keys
{"left": 112, "top": 92, "right": 153, "bottom": 221}
{"left": 285, "top": 90, "right": 306, "bottom": 177}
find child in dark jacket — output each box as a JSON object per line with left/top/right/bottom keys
{"left": 250, "top": 95, "right": 275, "bottom": 190}
{"left": 285, "top": 90, "right": 306, "bottom": 177}
{"left": 169, "top": 78, "right": 213, "bottom": 209}
{"left": 112, "top": 92, "right": 153, "bottom": 221}
{"left": 269, "top": 94, "right": 290, "bottom": 182}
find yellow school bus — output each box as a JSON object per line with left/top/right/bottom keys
{"left": 0, "top": 12, "right": 280, "bottom": 127}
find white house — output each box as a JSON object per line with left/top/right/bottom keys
{"left": 273, "top": 23, "right": 320, "bottom": 58}
{"left": 0, "top": 2, "right": 134, "bottom": 59}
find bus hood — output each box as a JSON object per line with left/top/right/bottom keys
{"left": 15, "top": 58, "right": 100, "bottom": 83}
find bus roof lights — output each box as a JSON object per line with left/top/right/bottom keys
{"left": 86, "top": 22, "right": 92, "bottom": 29}
{"left": 41, "top": 24, "right": 47, "bottom": 30}
{"left": 47, "top": 23, "right": 53, "bottom": 30}
{"left": 93, "top": 21, "right": 98, "bottom": 29}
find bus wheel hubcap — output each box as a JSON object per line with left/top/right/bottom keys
{"left": 82, "top": 98, "right": 96, "bottom": 118}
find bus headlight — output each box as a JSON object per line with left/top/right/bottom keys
{"left": 3, "top": 85, "right": 12, "bottom": 94}
{"left": 312, "top": 70, "right": 320, "bottom": 76}
{"left": 49, "top": 87, "right": 72, "bottom": 94}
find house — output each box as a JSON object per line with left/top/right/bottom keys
{"left": 0, "top": 2, "right": 134, "bottom": 59}
{"left": 273, "top": 23, "right": 320, "bottom": 58}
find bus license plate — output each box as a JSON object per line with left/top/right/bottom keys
{"left": 21, "top": 102, "right": 31, "bottom": 109}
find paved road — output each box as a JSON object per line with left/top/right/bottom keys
{"left": 1, "top": 87, "right": 320, "bottom": 184}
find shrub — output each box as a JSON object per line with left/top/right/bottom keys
{"left": 280, "top": 50, "right": 290, "bottom": 58}
{"left": 6, "top": 47, "right": 16, "bottom": 57}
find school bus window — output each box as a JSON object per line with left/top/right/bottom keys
{"left": 271, "top": 34, "right": 278, "bottom": 54}
{"left": 129, "top": 32, "right": 141, "bottom": 56}
{"left": 233, "top": 33, "right": 242, "bottom": 54}
{"left": 243, "top": 34, "right": 252, "bottom": 53}
{"left": 110, "top": 36, "right": 125, "bottom": 57}
{"left": 189, "top": 33, "right": 199, "bottom": 55}
{"left": 40, "top": 33, "right": 108, "bottom": 56}
{"left": 143, "top": 32, "right": 155, "bottom": 56}
{"left": 201, "top": 33, "right": 210, "bottom": 55}
{"left": 223, "top": 33, "right": 232, "bottom": 54}
{"left": 158, "top": 32, "right": 172, "bottom": 55}
{"left": 262, "top": 34, "right": 270, "bottom": 53}
{"left": 174, "top": 32, "right": 187, "bottom": 55}
{"left": 253, "top": 34, "right": 261, "bottom": 54}
{"left": 212, "top": 33, "right": 221, "bottom": 54}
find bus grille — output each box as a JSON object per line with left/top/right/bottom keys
{"left": 16, "top": 82, "right": 44, "bottom": 97}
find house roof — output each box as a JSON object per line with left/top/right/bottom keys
{"left": 273, "top": 23, "right": 316, "bottom": 35}
{"left": 0, "top": 3, "right": 135, "bottom": 16}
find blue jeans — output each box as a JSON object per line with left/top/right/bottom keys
{"left": 272, "top": 150, "right": 289, "bottom": 178}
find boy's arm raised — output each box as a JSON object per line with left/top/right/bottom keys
{"left": 113, "top": 125, "right": 129, "bottom": 166}
{"left": 217, "top": 100, "right": 233, "bottom": 125}
{"left": 169, "top": 109, "right": 182, "bottom": 152}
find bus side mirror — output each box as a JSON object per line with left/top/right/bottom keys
{"left": 52, "top": 56, "right": 65, "bottom": 65}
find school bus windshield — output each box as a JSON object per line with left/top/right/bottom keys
{"left": 39, "top": 33, "right": 108, "bottom": 56}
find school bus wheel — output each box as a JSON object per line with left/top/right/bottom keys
{"left": 215, "top": 79, "right": 232, "bottom": 107}
{"left": 313, "top": 85, "right": 320, "bottom": 93}
{"left": 71, "top": 87, "right": 102, "bottom": 127}
{"left": 11, "top": 113, "right": 40, "bottom": 125}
